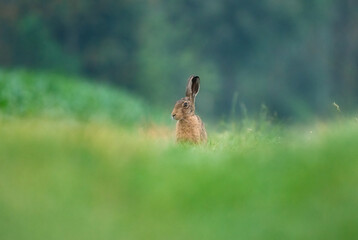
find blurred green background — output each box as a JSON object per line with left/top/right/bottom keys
{"left": 1, "top": 0, "right": 357, "bottom": 120}
{"left": 1, "top": 1, "right": 358, "bottom": 240}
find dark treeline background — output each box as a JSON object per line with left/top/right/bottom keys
{"left": 0, "top": 0, "right": 357, "bottom": 121}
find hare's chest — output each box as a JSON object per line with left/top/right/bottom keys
{"left": 176, "top": 117, "right": 201, "bottom": 143}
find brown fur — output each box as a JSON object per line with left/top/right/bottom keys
{"left": 171, "top": 76, "right": 207, "bottom": 144}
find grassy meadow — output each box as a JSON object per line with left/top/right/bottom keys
{"left": 1, "top": 70, "right": 358, "bottom": 240}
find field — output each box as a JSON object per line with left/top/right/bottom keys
{"left": 1, "top": 70, "right": 358, "bottom": 240}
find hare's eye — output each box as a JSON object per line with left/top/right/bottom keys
{"left": 183, "top": 102, "right": 188, "bottom": 108}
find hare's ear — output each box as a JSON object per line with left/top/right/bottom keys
{"left": 185, "top": 75, "right": 200, "bottom": 102}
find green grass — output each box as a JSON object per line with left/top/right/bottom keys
{"left": 0, "top": 116, "right": 358, "bottom": 240}
{"left": 1, "top": 69, "right": 358, "bottom": 239}
{"left": 0, "top": 69, "right": 146, "bottom": 125}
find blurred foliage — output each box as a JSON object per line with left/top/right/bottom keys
{"left": 0, "top": 69, "right": 146, "bottom": 125}
{"left": 1, "top": 117, "right": 358, "bottom": 239}
{"left": 0, "top": 0, "right": 358, "bottom": 120}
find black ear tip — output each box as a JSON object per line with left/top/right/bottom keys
{"left": 191, "top": 75, "right": 200, "bottom": 83}
{"left": 189, "top": 75, "right": 199, "bottom": 79}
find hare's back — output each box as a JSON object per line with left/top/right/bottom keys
{"left": 196, "top": 115, "right": 207, "bottom": 142}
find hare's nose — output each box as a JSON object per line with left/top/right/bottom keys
{"left": 171, "top": 114, "right": 176, "bottom": 119}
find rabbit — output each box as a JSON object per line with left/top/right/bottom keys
{"left": 171, "top": 75, "right": 207, "bottom": 144}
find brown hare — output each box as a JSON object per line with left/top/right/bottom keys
{"left": 171, "top": 75, "right": 207, "bottom": 144}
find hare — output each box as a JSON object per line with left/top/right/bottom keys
{"left": 171, "top": 75, "right": 207, "bottom": 144}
